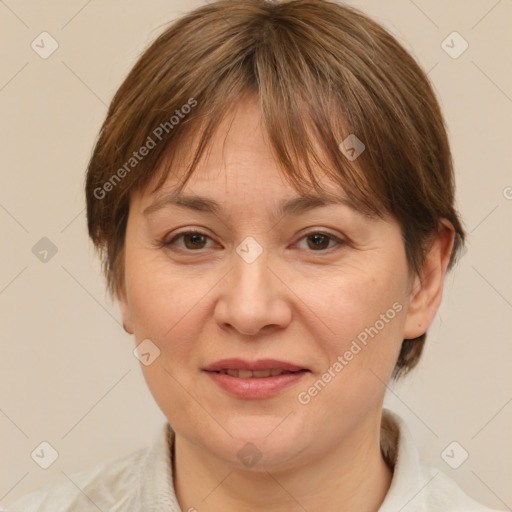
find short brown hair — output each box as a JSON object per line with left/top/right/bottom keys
{"left": 85, "top": 0, "right": 465, "bottom": 378}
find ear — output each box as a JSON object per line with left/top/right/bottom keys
{"left": 117, "top": 281, "right": 134, "bottom": 335}
{"left": 403, "top": 220, "right": 456, "bottom": 339}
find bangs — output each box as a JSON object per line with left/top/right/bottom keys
{"left": 127, "top": 22, "right": 394, "bottom": 220}
{"left": 143, "top": 86, "right": 387, "bottom": 222}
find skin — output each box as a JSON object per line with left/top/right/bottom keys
{"left": 118, "top": 95, "right": 455, "bottom": 512}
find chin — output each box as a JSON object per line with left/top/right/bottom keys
{"left": 205, "top": 414, "right": 312, "bottom": 470}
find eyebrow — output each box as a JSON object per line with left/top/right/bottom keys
{"left": 142, "top": 191, "right": 356, "bottom": 218}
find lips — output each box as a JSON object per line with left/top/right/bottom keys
{"left": 202, "top": 358, "right": 308, "bottom": 374}
{"left": 216, "top": 368, "right": 301, "bottom": 378}
{"left": 202, "top": 358, "right": 310, "bottom": 398}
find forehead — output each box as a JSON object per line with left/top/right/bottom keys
{"left": 142, "top": 188, "right": 357, "bottom": 219}
{"left": 137, "top": 137, "right": 363, "bottom": 219}
{"left": 130, "top": 94, "right": 384, "bottom": 221}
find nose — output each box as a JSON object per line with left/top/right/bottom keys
{"left": 213, "top": 246, "right": 292, "bottom": 336}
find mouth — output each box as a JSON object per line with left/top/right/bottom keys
{"left": 202, "top": 358, "right": 310, "bottom": 399}
{"left": 211, "top": 368, "right": 308, "bottom": 378}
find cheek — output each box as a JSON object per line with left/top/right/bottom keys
{"left": 124, "top": 251, "right": 215, "bottom": 430}
{"left": 125, "top": 244, "right": 184, "bottom": 324}
{"left": 318, "top": 267, "right": 405, "bottom": 334}
{"left": 311, "top": 259, "right": 408, "bottom": 378}
{"left": 124, "top": 247, "right": 223, "bottom": 374}
{"left": 296, "top": 277, "right": 406, "bottom": 426}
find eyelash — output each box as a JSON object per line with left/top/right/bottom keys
{"left": 162, "top": 229, "right": 346, "bottom": 254}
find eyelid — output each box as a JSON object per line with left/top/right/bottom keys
{"left": 294, "top": 230, "right": 346, "bottom": 252}
{"left": 163, "top": 229, "right": 215, "bottom": 250}
{"left": 162, "top": 228, "right": 347, "bottom": 253}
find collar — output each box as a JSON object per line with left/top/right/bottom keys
{"left": 378, "top": 408, "right": 425, "bottom": 511}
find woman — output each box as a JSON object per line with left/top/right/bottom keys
{"left": 8, "top": 0, "right": 501, "bottom": 510}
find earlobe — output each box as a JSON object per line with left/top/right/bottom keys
{"left": 403, "top": 220, "right": 455, "bottom": 340}
{"left": 122, "top": 322, "right": 133, "bottom": 334}
{"left": 117, "top": 283, "right": 134, "bottom": 335}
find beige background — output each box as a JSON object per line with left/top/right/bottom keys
{"left": 1, "top": 0, "right": 511, "bottom": 509}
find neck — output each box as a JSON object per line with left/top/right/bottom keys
{"left": 172, "top": 410, "right": 393, "bottom": 512}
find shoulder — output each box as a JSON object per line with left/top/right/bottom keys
{"left": 4, "top": 445, "right": 148, "bottom": 512}
{"left": 380, "top": 409, "right": 503, "bottom": 512}
{"left": 417, "top": 461, "right": 501, "bottom": 512}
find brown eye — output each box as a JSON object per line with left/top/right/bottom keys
{"left": 307, "top": 233, "right": 331, "bottom": 250}
{"left": 298, "top": 232, "right": 345, "bottom": 252}
{"left": 182, "top": 232, "right": 208, "bottom": 249}
{"left": 165, "top": 231, "right": 212, "bottom": 251}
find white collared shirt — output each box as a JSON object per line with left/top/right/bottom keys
{"left": 5, "top": 409, "right": 500, "bottom": 511}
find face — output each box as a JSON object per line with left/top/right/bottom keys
{"left": 118, "top": 95, "right": 447, "bottom": 471}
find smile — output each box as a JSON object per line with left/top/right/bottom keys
{"left": 214, "top": 368, "right": 304, "bottom": 378}
{"left": 202, "top": 358, "right": 310, "bottom": 399}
